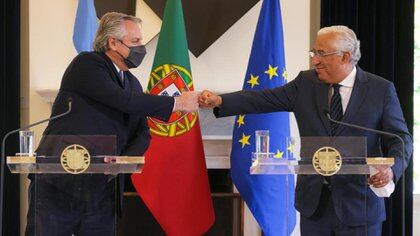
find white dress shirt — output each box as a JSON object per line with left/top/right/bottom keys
{"left": 335, "top": 66, "right": 356, "bottom": 114}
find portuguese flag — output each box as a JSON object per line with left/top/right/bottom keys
{"left": 131, "top": 0, "right": 215, "bottom": 235}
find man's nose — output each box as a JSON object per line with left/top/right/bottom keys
{"left": 311, "top": 56, "right": 320, "bottom": 66}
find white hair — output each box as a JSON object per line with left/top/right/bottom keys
{"left": 93, "top": 12, "right": 142, "bottom": 52}
{"left": 318, "top": 25, "right": 361, "bottom": 64}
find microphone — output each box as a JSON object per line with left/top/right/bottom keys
{"left": 323, "top": 109, "right": 404, "bottom": 144}
{"left": 324, "top": 109, "right": 406, "bottom": 235}
{"left": 0, "top": 97, "right": 72, "bottom": 234}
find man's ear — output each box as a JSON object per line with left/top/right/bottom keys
{"left": 341, "top": 51, "right": 351, "bottom": 64}
{"left": 108, "top": 37, "right": 118, "bottom": 51}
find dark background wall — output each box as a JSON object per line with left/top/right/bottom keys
{"left": 0, "top": 0, "right": 21, "bottom": 235}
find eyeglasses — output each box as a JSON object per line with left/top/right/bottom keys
{"left": 309, "top": 50, "right": 342, "bottom": 58}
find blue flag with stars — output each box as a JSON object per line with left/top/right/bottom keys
{"left": 73, "top": 0, "right": 98, "bottom": 53}
{"left": 230, "top": 0, "right": 296, "bottom": 235}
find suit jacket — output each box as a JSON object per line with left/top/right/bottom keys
{"left": 215, "top": 67, "right": 413, "bottom": 226}
{"left": 33, "top": 51, "right": 174, "bottom": 212}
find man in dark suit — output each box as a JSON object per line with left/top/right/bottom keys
{"left": 25, "top": 12, "right": 199, "bottom": 236}
{"left": 199, "top": 25, "right": 413, "bottom": 235}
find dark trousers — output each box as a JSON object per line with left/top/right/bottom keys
{"left": 25, "top": 180, "right": 116, "bottom": 236}
{"left": 300, "top": 185, "right": 382, "bottom": 236}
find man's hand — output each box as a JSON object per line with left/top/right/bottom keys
{"left": 173, "top": 91, "right": 199, "bottom": 113}
{"left": 199, "top": 90, "right": 222, "bottom": 108}
{"left": 368, "top": 167, "right": 394, "bottom": 188}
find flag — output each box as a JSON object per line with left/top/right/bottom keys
{"left": 73, "top": 0, "right": 98, "bottom": 53}
{"left": 230, "top": 0, "right": 296, "bottom": 235}
{"left": 131, "top": 0, "right": 215, "bottom": 235}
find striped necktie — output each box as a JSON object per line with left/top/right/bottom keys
{"left": 330, "top": 84, "right": 343, "bottom": 135}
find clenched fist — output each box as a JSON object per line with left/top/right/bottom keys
{"left": 173, "top": 91, "right": 199, "bottom": 113}
{"left": 198, "top": 90, "right": 222, "bottom": 108}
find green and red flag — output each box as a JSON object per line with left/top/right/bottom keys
{"left": 131, "top": 0, "right": 215, "bottom": 235}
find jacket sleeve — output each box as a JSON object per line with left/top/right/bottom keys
{"left": 61, "top": 53, "right": 174, "bottom": 122}
{"left": 214, "top": 71, "right": 303, "bottom": 118}
{"left": 121, "top": 124, "right": 150, "bottom": 156}
{"left": 381, "top": 82, "right": 413, "bottom": 182}
{"left": 121, "top": 79, "right": 152, "bottom": 156}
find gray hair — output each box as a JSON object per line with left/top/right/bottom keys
{"left": 318, "top": 25, "right": 361, "bottom": 64}
{"left": 93, "top": 12, "right": 142, "bottom": 52}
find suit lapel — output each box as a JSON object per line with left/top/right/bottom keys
{"left": 334, "top": 67, "right": 369, "bottom": 135}
{"left": 124, "top": 72, "right": 137, "bottom": 92}
{"left": 315, "top": 81, "right": 331, "bottom": 134}
{"left": 113, "top": 69, "right": 125, "bottom": 88}
{"left": 99, "top": 52, "right": 125, "bottom": 88}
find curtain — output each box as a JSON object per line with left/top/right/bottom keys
{"left": 0, "top": 0, "right": 21, "bottom": 235}
{"left": 321, "top": 1, "right": 414, "bottom": 235}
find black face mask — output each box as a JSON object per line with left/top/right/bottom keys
{"left": 120, "top": 41, "right": 147, "bottom": 69}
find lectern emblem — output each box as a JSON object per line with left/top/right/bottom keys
{"left": 312, "top": 146, "right": 342, "bottom": 176}
{"left": 60, "top": 144, "right": 91, "bottom": 174}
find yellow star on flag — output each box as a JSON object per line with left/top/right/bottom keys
{"left": 282, "top": 68, "right": 287, "bottom": 80}
{"left": 274, "top": 150, "right": 284, "bottom": 158}
{"left": 236, "top": 115, "right": 245, "bottom": 128}
{"left": 264, "top": 64, "right": 278, "bottom": 79}
{"left": 247, "top": 74, "right": 260, "bottom": 88}
{"left": 238, "top": 133, "right": 251, "bottom": 148}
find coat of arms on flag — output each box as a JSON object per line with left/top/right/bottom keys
{"left": 147, "top": 64, "right": 198, "bottom": 137}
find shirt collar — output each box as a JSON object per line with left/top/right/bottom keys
{"left": 338, "top": 66, "right": 356, "bottom": 88}
{"left": 113, "top": 63, "right": 121, "bottom": 72}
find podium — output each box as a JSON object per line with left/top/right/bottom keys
{"left": 251, "top": 136, "right": 394, "bottom": 175}
{"left": 6, "top": 135, "right": 143, "bottom": 235}
{"left": 250, "top": 136, "right": 397, "bottom": 235}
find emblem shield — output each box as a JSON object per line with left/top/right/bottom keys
{"left": 147, "top": 64, "right": 199, "bottom": 137}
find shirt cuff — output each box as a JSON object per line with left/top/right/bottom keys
{"left": 172, "top": 97, "right": 177, "bottom": 112}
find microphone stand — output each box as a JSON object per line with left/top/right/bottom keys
{"left": 325, "top": 111, "right": 406, "bottom": 236}
{"left": 0, "top": 99, "right": 72, "bottom": 234}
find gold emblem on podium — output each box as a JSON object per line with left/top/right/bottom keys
{"left": 312, "top": 146, "right": 342, "bottom": 176}
{"left": 60, "top": 144, "right": 91, "bottom": 174}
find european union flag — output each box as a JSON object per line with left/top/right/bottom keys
{"left": 73, "top": 0, "right": 98, "bottom": 53}
{"left": 230, "top": 0, "right": 296, "bottom": 235}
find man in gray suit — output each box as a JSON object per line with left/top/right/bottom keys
{"left": 199, "top": 25, "right": 412, "bottom": 235}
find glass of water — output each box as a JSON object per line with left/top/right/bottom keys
{"left": 19, "top": 130, "right": 35, "bottom": 156}
{"left": 255, "top": 130, "right": 270, "bottom": 153}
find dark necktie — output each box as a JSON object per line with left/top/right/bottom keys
{"left": 119, "top": 70, "right": 126, "bottom": 88}
{"left": 119, "top": 70, "right": 124, "bottom": 80}
{"left": 330, "top": 84, "right": 343, "bottom": 135}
